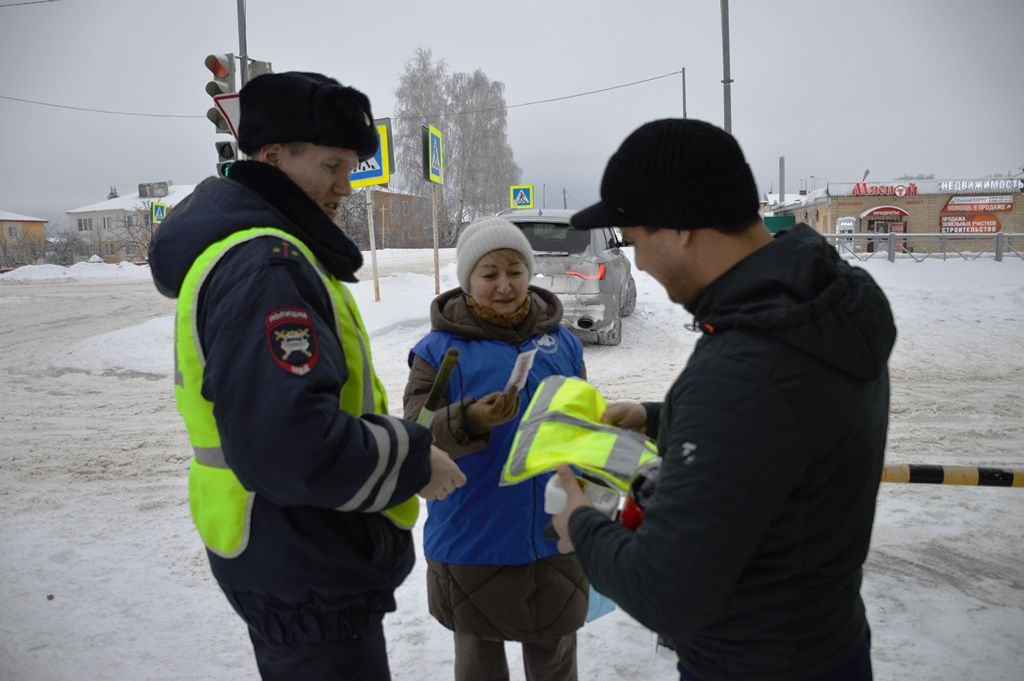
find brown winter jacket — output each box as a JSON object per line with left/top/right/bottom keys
{"left": 404, "top": 286, "right": 589, "bottom": 642}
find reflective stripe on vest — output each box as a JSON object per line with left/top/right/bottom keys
{"left": 502, "top": 376, "right": 658, "bottom": 492}
{"left": 175, "top": 227, "right": 418, "bottom": 558}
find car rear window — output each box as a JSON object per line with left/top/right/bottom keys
{"left": 515, "top": 222, "right": 591, "bottom": 255}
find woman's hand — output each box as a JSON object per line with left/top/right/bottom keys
{"left": 466, "top": 385, "right": 521, "bottom": 433}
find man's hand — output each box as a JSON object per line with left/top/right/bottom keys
{"left": 467, "top": 385, "right": 521, "bottom": 433}
{"left": 418, "top": 445, "right": 467, "bottom": 501}
{"left": 551, "top": 465, "right": 592, "bottom": 554}
{"left": 602, "top": 401, "right": 646, "bottom": 433}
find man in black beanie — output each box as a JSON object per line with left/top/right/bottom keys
{"left": 148, "top": 72, "right": 465, "bottom": 680}
{"left": 552, "top": 119, "right": 895, "bottom": 681}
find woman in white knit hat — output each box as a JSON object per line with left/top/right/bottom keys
{"left": 404, "top": 216, "right": 588, "bottom": 681}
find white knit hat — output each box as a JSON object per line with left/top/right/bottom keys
{"left": 456, "top": 216, "right": 536, "bottom": 293}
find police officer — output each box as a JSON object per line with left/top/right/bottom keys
{"left": 149, "top": 71, "right": 465, "bottom": 680}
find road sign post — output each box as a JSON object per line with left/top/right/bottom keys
{"left": 351, "top": 119, "right": 394, "bottom": 302}
{"left": 422, "top": 124, "right": 444, "bottom": 294}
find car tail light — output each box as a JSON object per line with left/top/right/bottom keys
{"left": 565, "top": 263, "right": 606, "bottom": 280}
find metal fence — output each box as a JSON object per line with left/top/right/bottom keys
{"left": 823, "top": 232, "right": 1022, "bottom": 263}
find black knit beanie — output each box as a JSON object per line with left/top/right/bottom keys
{"left": 571, "top": 119, "right": 760, "bottom": 230}
{"left": 237, "top": 72, "right": 379, "bottom": 161}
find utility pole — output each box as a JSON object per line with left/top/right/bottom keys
{"left": 562, "top": 188, "right": 568, "bottom": 209}
{"left": 236, "top": 0, "right": 249, "bottom": 86}
{"left": 720, "top": 0, "right": 733, "bottom": 133}
{"left": 681, "top": 67, "right": 687, "bottom": 118}
{"left": 779, "top": 156, "right": 785, "bottom": 207}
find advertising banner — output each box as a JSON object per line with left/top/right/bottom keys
{"left": 942, "top": 195, "right": 1014, "bottom": 212}
{"left": 939, "top": 213, "right": 1001, "bottom": 234}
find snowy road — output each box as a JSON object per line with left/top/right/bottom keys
{"left": 1, "top": 255, "right": 1022, "bottom": 680}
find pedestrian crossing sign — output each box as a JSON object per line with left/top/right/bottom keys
{"left": 422, "top": 124, "right": 444, "bottom": 184}
{"left": 151, "top": 202, "right": 168, "bottom": 224}
{"left": 351, "top": 118, "right": 394, "bottom": 189}
{"left": 509, "top": 184, "right": 534, "bottom": 209}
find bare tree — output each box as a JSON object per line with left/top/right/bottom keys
{"left": 394, "top": 48, "right": 450, "bottom": 199}
{"left": 335, "top": 192, "right": 371, "bottom": 249}
{"left": 47, "top": 229, "right": 85, "bottom": 266}
{"left": 444, "top": 69, "right": 521, "bottom": 223}
{"left": 393, "top": 49, "right": 521, "bottom": 230}
{"left": 109, "top": 202, "right": 159, "bottom": 261}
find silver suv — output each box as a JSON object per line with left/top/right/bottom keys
{"left": 498, "top": 208, "right": 636, "bottom": 346}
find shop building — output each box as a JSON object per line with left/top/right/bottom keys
{"left": 772, "top": 177, "right": 1023, "bottom": 253}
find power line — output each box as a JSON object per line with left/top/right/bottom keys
{"left": 392, "top": 70, "right": 684, "bottom": 120}
{"left": 0, "top": 0, "right": 62, "bottom": 7}
{"left": 0, "top": 68, "right": 683, "bottom": 121}
{"left": 0, "top": 94, "right": 203, "bottom": 118}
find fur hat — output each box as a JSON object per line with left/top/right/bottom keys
{"left": 456, "top": 217, "right": 535, "bottom": 293}
{"left": 571, "top": 118, "right": 759, "bottom": 230}
{"left": 237, "top": 72, "right": 379, "bottom": 160}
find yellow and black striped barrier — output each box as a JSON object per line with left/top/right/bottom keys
{"left": 882, "top": 464, "right": 1024, "bottom": 487}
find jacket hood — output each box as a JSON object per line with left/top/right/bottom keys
{"left": 148, "top": 161, "right": 363, "bottom": 298}
{"left": 430, "top": 286, "right": 565, "bottom": 344}
{"left": 687, "top": 224, "right": 896, "bottom": 380}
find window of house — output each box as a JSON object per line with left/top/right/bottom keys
{"left": 125, "top": 243, "right": 137, "bottom": 256}
{"left": 7, "top": 225, "right": 17, "bottom": 238}
{"left": 77, "top": 218, "right": 93, "bottom": 232}
{"left": 104, "top": 243, "right": 117, "bottom": 256}
{"left": 102, "top": 217, "right": 113, "bottom": 231}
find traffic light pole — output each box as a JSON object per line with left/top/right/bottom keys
{"left": 236, "top": 0, "right": 249, "bottom": 86}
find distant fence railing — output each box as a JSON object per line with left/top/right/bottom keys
{"left": 822, "top": 232, "right": 1022, "bottom": 263}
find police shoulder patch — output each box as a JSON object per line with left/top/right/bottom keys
{"left": 265, "top": 307, "right": 319, "bottom": 376}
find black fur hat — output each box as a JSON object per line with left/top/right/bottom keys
{"left": 237, "top": 72, "right": 379, "bottom": 160}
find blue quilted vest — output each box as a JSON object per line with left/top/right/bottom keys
{"left": 410, "top": 326, "right": 583, "bottom": 565}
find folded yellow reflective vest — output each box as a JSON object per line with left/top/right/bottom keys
{"left": 501, "top": 376, "right": 658, "bottom": 492}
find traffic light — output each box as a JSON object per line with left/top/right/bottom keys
{"left": 205, "top": 53, "right": 236, "bottom": 135}
{"left": 204, "top": 53, "right": 236, "bottom": 97}
{"left": 215, "top": 140, "right": 238, "bottom": 176}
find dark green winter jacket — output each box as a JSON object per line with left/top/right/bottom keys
{"left": 569, "top": 225, "right": 896, "bottom": 681}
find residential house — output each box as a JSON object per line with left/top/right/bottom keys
{"left": 0, "top": 210, "right": 47, "bottom": 268}
{"left": 65, "top": 181, "right": 195, "bottom": 263}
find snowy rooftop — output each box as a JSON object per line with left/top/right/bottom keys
{"left": 66, "top": 184, "right": 196, "bottom": 214}
{"left": 0, "top": 210, "right": 47, "bottom": 222}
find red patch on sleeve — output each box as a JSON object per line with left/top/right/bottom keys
{"left": 265, "top": 307, "right": 319, "bottom": 376}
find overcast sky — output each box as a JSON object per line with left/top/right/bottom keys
{"left": 2, "top": 0, "right": 1022, "bottom": 227}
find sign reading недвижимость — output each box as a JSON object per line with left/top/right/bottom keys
{"left": 829, "top": 177, "right": 1024, "bottom": 197}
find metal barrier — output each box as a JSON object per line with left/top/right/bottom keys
{"left": 882, "top": 464, "right": 1024, "bottom": 487}
{"left": 825, "top": 232, "right": 1022, "bottom": 263}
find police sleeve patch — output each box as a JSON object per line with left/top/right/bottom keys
{"left": 265, "top": 307, "right": 319, "bottom": 376}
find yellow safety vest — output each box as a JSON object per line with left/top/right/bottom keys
{"left": 174, "top": 226, "right": 418, "bottom": 558}
{"left": 502, "top": 375, "right": 659, "bottom": 492}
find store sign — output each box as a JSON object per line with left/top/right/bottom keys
{"left": 851, "top": 182, "right": 919, "bottom": 197}
{"left": 937, "top": 179, "right": 1022, "bottom": 193}
{"left": 861, "top": 206, "right": 909, "bottom": 219}
{"left": 830, "top": 177, "right": 1024, "bottom": 196}
{"left": 939, "top": 213, "right": 1001, "bottom": 234}
{"left": 942, "top": 195, "right": 1014, "bottom": 212}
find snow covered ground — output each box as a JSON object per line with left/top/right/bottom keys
{"left": 1, "top": 247, "right": 1022, "bottom": 680}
